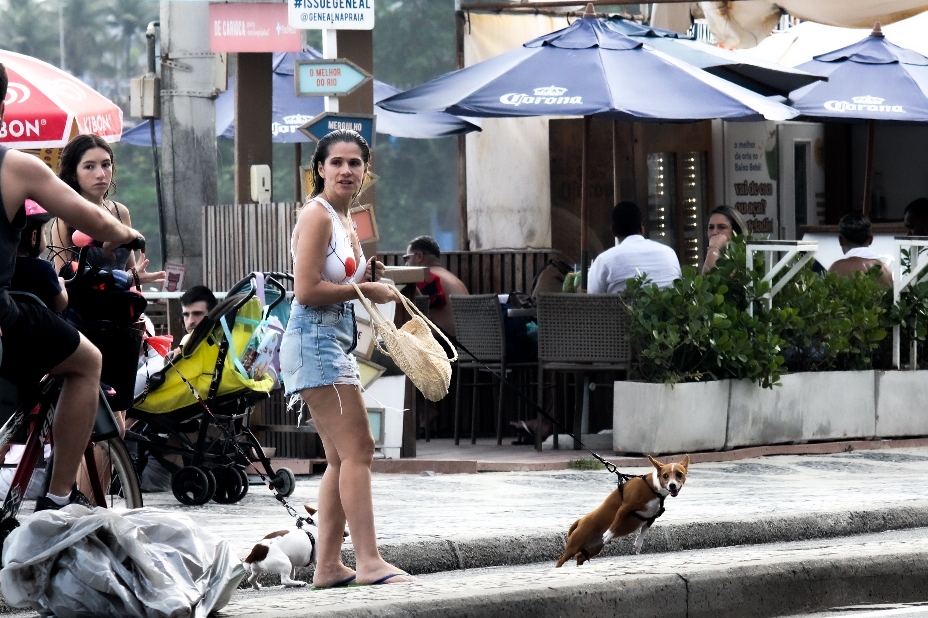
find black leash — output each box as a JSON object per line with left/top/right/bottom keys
{"left": 441, "top": 329, "right": 635, "bottom": 488}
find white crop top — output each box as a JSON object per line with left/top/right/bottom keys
{"left": 295, "top": 197, "right": 367, "bottom": 285}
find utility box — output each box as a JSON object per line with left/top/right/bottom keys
{"left": 129, "top": 75, "right": 161, "bottom": 119}
{"left": 250, "top": 164, "right": 272, "bottom": 203}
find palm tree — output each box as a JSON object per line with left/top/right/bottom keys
{"left": 0, "top": 0, "right": 59, "bottom": 63}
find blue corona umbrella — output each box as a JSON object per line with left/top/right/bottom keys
{"left": 788, "top": 23, "right": 928, "bottom": 214}
{"left": 378, "top": 9, "right": 795, "bottom": 121}
{"left": 121, "top": 48, "right": 479, "bottom": 146}
{"left": 378, "top": 4, "right": 796, "bottom": 289}
{"left": 605, "top": 17, "right": 825, "bottom": 97}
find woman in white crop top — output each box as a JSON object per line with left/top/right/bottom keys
{"left": 280, "top": 130, "right": 413, "bottom": 587}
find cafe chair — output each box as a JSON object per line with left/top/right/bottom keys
{"left": 450, "top": 294, "right": 536, "bottom": 445}
{"left": 534, "top": 293, "right": 631, "bottom": 451}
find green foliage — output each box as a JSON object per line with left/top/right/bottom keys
{"left": 371, "top": 0, "right": 459, "bottom": 250}
{"left": 773, "top": 268, "right": 887, "bottom": 372}
{"left": 568, "top": 458, "right": 605, "bottom": 471}
{"left": 625, "top": 236, "right": 784, "bottom": 389}
{"left": 5, "top": 0, "right": 461, "bottom": 252}
{"left": 884, "top": 248, "right": 928, "bottom": 366}
{"left": 625, "top": 236, "right": 893, "bottom": 387}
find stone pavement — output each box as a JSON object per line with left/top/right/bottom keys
{"left": 6, "top": 444, "right": 928, "bottom": 616}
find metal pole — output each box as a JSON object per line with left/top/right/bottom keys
{"left": 146, "top": 22, "right": 166, "bottom": 268}
{"left": 862, "top": 119, "right": 875, "bottom": 216}
{"left": 294, "top": 143, "right": 302, "bottom": 202}
{"left": 456, "top": 4, "right": 469, "bottom": 251}
{"left": 580, "top": 115, "right": 591, "bottom": 289}
{"left": 149, "top": 118, "right": 166, "bottom": 267}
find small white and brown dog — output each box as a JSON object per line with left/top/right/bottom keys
{"left": 244, "top": 505, "right": 348, "bottom": 589}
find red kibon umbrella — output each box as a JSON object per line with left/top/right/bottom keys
{"left": 0, "top": 49, "right": 123, "bottom": 149}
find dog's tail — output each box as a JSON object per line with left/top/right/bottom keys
{"left": 567, "top": 519, "right": 580, "bottom": 537}
{"left": 243, "top": 543, "right": 270, "bottom": 566}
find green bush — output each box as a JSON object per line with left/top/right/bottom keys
{"left": 624, "top": 236, "right": 890, "bottom": 387}
{"left": 625, "top": 237, "right": 785, "bottom": 388}
{"left": 883, "top": 248, "right": 928, "bottom": 368}
{"left": 773, "top": 268, "right": 887, "bottom": 372}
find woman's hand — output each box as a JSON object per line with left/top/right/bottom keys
{"left": 708, "top": 233, "right": 729, "bottom": 252}
{"left": 358, "top": 281, "right": 399, "bottom": 305}
{"left": 134, "top": 254, "right": 166, "bottom": 285}
{"left": 701, "top": 234, "right": 729, "bottom": 274}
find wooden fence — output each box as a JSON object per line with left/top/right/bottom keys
{"left": 203, "top": 202, "right": 299, "bottom": 291}
{"left": 203, "top": 202, "right": 563, "bottom": 294}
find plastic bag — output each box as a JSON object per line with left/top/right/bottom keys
{"left": 0, "top": 506, "right": 244, "bottom": 618}
{"left": 240, "top": 315, "right": 285, "bottom": 382}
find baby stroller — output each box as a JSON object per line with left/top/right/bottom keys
{"left": 126, "top": 272, "right": 295, "bottom": 506}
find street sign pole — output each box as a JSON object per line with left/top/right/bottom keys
{"left": 322, "top": 29, "right": 338, "bottom": 112}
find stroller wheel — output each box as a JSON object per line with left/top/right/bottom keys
{"left": 271, "top": 467, "right": 296, "bottom": 498}
{"left": 171, "top": 467, "right": 216, "bottom": 505}
{"left": 213, "top": 467, "right": 249, "bottom": 504}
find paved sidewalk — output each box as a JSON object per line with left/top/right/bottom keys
{"left": 139, "top": 446, "right": 928, "bottom": 569}
{"left": 5, "top": 445, "right": 928, "bottom": 616}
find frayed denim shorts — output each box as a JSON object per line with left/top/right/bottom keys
{"left": 280, "top": 300, "right": 360, "bottom": 396}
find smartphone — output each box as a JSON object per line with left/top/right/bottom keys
{"left": 368, "top": 256, "right": 379, "bottom": 282}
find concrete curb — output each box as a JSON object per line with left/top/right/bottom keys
{"left": 292, "top": 549, "right": 928, "bottom": 618}
{"left": 245, "top": 504, "right": 928, "bottom": 587}
{"left": 5, "top": 508, "right": 928, "bottom": 615}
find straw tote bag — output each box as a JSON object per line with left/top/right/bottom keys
{"left": 351, "top": 282, "right": 457, "bottom": 401}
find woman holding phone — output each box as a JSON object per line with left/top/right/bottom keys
{"left": 279, "top": 129, "right": 411, "bottom": 588}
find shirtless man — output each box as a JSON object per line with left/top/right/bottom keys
{"left": 828, "top": 213, "right": 893, "bottom": 288}
{"left": 405, "top": 235, "right": 468, "bottom": 336}
{"left": 0, "top": 63, "right": 144, "bottom": 510}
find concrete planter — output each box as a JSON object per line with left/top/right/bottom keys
{"left": 727, "top": 371, "right": 876, "bottom": 448}
{"left": 798, "top": 370, "right": 876, "bottom": 441}
{"left": 876, "top": 370, "right": 928, "bottom": 438}
{"left": 613, "top": 380, "right": 730, "bottom": 455}
{"left": 726, "top": 373, "right": 803, "bottom": 449}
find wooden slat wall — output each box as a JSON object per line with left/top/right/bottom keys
{"left": 382, "top": 249, "right": 560, "bottom": 294}
{"left": 205, "top": 203, "right": 560, "bottom": 295}
{"left": 203, "top": 202, "right": 299, "bottom": 291}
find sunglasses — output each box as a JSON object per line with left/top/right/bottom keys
{"left": 402, "top": 254, "right": 415, "bottom": 262}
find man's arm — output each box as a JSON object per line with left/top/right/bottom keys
{"left": 1, "top": 150, "right": 139, "bottom": 247}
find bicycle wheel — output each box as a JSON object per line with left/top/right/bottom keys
{"left": 89, "top": 438, "right": 143, "bottom": 509}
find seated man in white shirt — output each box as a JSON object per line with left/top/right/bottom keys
{"left": 587, "top": 201, "right": 682, "bottom": 294}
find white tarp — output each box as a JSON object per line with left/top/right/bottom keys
{"left": 0, "top": 506, "right": 243, "bottom": 618}
{"left": 740, "top": 10, "right": 928, "bottom": 67}
{"left": 464, "top": 12, "right": 569, "bottom": 250}
{"left": 650, "top": 1, "right": 928, "bottom": 49}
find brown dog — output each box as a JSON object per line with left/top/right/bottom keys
{"left": 555, "top": 455, "right": 690, "bottom": 567}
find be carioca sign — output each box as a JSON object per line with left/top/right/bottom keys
{"left": 289, "top": 0, "right": 374, "bottom": 30}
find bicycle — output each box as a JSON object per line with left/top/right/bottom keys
{"left": 0, "top": 242, "right": 145, "bottom": 549}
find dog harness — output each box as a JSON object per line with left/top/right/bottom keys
{"left": 620, "top": 475, "right": 666, "bottom": 525}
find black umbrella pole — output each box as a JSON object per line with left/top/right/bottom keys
{"left": 149, "top": 117, "right": 167, "bottom": 269}
{"left": 862, "top": 119, "right": 875, "bottom": 217}
{"left": 580, "top": 115, "right": 591, "bottom": 290}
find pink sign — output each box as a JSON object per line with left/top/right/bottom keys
{"left": 210, "top": 3, "right": 303, "bottom": 53}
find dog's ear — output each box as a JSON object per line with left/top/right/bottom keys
{"left": 680, "top": 454, "right": 690, "bottom": 469}
{"left": 647, "top": 455, "right": 664, "bottom": 470}
{"left": 303, "top": 504, "right": 317, "bottom": 516}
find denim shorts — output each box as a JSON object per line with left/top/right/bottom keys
{"left": 280, "top": 301, "right": 360, "bottom": 396}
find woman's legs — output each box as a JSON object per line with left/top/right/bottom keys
{"left": 302, "top": 383, "right": 413, "bottom": 585}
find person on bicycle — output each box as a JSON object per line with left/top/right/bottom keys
{"left": 0, "top": 63, "right": 145, "bottom": 511}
